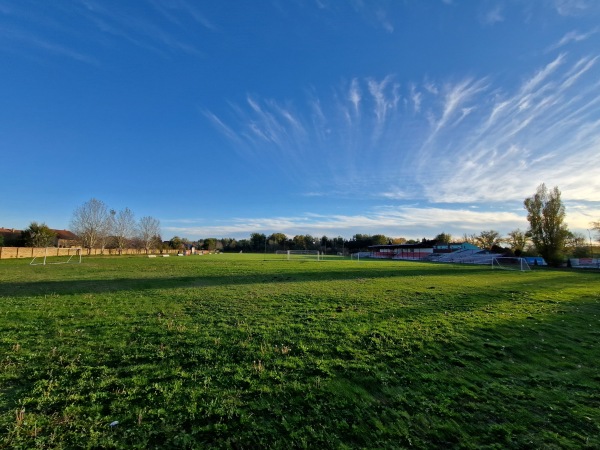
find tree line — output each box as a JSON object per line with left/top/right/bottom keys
{"left": 173, "top": 185, "right": 598, "bottom": 265}
{"left": 2, "top": 185, "right": 599, "bottom": 264}
{"left": 1, "top": 199, "right": 163, "bottom": 254}
{"left": 68, "top": 199, "right": 161, "bottom": 254}
{"left": 0, "top": 222, "right": 60, "bottom": 248}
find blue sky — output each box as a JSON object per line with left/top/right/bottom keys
{"left": 1, "top": 0, "right": 599, "bottom": 241}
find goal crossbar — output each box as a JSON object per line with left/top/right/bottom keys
{"left": 31, "top": 248, "right": 83, "bottom": 266}
{"left": 275, "top": 250, "right": 321, "bottom": 261}
{"left": 491, "top": 257, "right": 531, "bottom": 272}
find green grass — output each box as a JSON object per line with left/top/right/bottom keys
{"left": 1, "top": 254, "right": 599, "bottom": 449}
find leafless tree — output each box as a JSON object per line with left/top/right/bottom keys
{"left": 137, "top": 216, "right": 161, "bottom": 253}
{"left": 591, "top": 220, "right": 600, "bottom": 243}
{"left": 506, "top": 229, "right": 529, "bottom": 252}
{"left": 113, "top": 207, "right": 136, "bottom": 254}
{"left": 98, "top": 212, "right": 115, "bottom": 254}
{"left": 475, "top": 230, "right": 503, "bottom": 250}
{"left": 462, "top": 233, "right": 478, "bottom": 245}
{"left": 70, "top": 198, "right": 112, "bottom": 254}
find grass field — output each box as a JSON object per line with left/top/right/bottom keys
{"left": 1, "top": 254, "right": 599, "bottom": 449}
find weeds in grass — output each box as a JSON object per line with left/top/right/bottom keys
{"left": 0, "top": 255, "right": 598, "bottom": 448}
{"left": 15, "top": 408, "right": 25, "bottom": 427}
{"left": 253, "top": 359, "right": 265, "bottom": 374}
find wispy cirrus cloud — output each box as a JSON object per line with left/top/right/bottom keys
{"left": 0, "top": 25, "right": 99, "bottom": 65}
{"left": 163, "top": 196, "right": 600, "bottom": 239}
{"left": 161, "top": 205, "right": 530, "bottom": 239}
{"left": 79, "top": 0, "right": 205, "bottom": 56}
{"left": 208, "top": 51, "right": 600, "bottom": 219}
{"left": 423, "top": 52, "right": 600, "bottom": 204}
{"left": 207, "top": 75, "right": 409, "bottom": 186}
{"left": 375, "top": 8, "right": 394, "bottom": 33}
{"left": 0, "top": 0, "right": 210, "bottom": 63}
{"left": 409, "top": 84, "right": 422, "bottom": 113}
{"left": 547, "top": 27, "right": 599, "bottom": 51}
{"left": 149, "top": 0, "right": 217, "bottom": 31}
{"left": 481, "top": 5, "right": 505, "bottom": 25}
{"left": 430, "top": 77, "right": 488, "bottom": 135}
{"left": 348, "top": 78, "right": 362, "bottom": 116}
{"left": 367, "top": 75, "right": 400, "bottom": 124}
{"left": 553, "top": 0, "right": 595, "bottom": 16}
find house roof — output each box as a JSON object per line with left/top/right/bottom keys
{"left": 0, "top": 227, "right": 21, "bottom": 237}
{"left": 0, "top": 227, "right": 21, "bottom": 233}
{"left": 0, "top": 227, "right": 78, "bottom": 240}
{"left": 52, "top": 229, "right": 78, "bottom": 240}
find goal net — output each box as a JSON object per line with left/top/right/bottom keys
{"left": 351, "top": 252, "right": 371, "bottom": 262}
{"left": 491, "top": 257, "right": 531, "bottom": 272}
{"left": 275, "top": 250, "right": 321, "bottom": 261}
{"left": 31, "top": 248, "right": 83, "bottom": 266}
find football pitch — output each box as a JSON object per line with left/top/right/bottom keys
{"left": 1, "top": 254, "right": 599, "bottom": 448}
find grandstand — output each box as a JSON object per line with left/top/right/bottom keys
{"left": 370, "top": 241, "right": 482, "bottom": 262}
{"left": 569, "top": 258, "right": 600, "bottom": 269}
{"left": 368, "top": 241, "right": 512, "bottom": 266}
{"left": 425, "top": 249, "right": 503, "bottom": 265}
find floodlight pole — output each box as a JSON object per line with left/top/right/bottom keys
{"left": 587, "top": 229, "right": 593, "bottom": 258}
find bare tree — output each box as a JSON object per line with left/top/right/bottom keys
{"left": 113, "top": 207, "right": 136, "bottom": 254}
{"left": 506, "top": 229, "right": 529, "bottom": 253}
{"left": 591, "top": 220, "right": 600, "bottom": 243}
{"left": 98, "top": 211, "right": 115, "bottom": 254}
{"left": 70, "top": 198, "right": 111, "bottom": 254}
{"left": 565, "top": 231, "right": 586, "bottom": 248}
{"left": 565, "top": 231, "right": 589, "bottom": 257}
{"left": 137, "top": 216, "right": 161, "bottom": 253}
{"left": 462, "top": 233, "right": 478, "bottom": 245}
{"left": 475, "top": 230, "right": 503, "bottom": 250}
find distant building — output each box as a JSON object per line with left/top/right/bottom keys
{"left": 53, "top": 229, "right": 79, "bottom": 247}
{"left": 0, "top": 227, "right": 79, "bottom": 247}
{"left": 0, "top": 228, "right": 22, "bottom": 246}
{"left": 369, "top": 240, "right": 479, "bottom": 261}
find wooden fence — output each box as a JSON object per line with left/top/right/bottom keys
{"left": 0, "top": 247, "right": 180, "bottom": 260}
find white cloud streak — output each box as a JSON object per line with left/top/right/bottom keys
{"left": 554, "top": 0, "right": 593, "bottom": 16}
{"left": 482, "top": 5, "right": 504, "bottom": 25}
{"left": 207, "top": 52, "right": 600, "bottom": 226}
{"left": 0, "top": 25, "right": 99, "bottom": 64}
{"left": 0, "top": 0, "right": 209, "bottom": 62}
{"left": 164, "top": 198, "right": 600, "bottom": 240}
{"left": 349, "top": 78, "right": 362, "bottom": 117}
{"left": 162, "top": 205, "right": 531, "bottom": 240}
{"left": 548, "top": 27, "right": 599, "bottom": 51}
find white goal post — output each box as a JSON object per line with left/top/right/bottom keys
{"left": 275, "top": 250, "right": 321, "bottom": 261}
{"left": 491, "top": 257, "right": 531, "bottom": 272}
{"left": 351, "top": 252, "right": 371, "bottom": 262}
{"left": 30, "top": 248, "right": 83, "bottom": 266}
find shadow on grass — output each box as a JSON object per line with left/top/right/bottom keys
{"left": 322, "top": 295, "right": 600, "bottom": 448}
{"left": 0, "top": 264, "right": 507, "bottom": 298}
{"left": 1, "top": 284, "right": 598, "bottom": 449}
